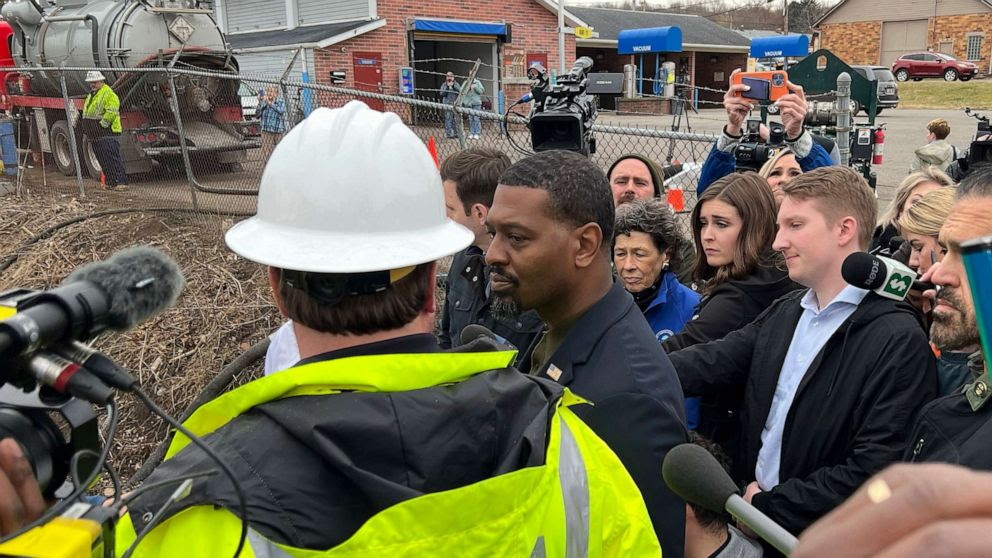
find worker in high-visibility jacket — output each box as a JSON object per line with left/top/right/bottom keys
{"left": 81, "top": 70, "right": 128, "bottom": 190}
{"left": 105, "top": 101, "right": 662, "bottom": 557}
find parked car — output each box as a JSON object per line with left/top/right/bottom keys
{"left": 850, "top": 65, "right": 899, "bottom": 115}
{"left": 891, "top": 52, "right": 979, "bottom": 82}
{"left": 239, "top": 82, "right": 260, "bottom": 119}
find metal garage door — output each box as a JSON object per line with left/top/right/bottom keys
{"left": 881, "top": 20, "right": 928, "bottom": 66}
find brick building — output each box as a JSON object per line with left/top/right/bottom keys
{"left": 214, "top": 0, "right": 584, "bottom": 112}
{"left": 814, "top": 0, "right": 992, "bottom": 75}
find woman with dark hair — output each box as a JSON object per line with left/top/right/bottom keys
{"left": 614, "top": 198, "right": 701, "bottom": 426}
{"left": 664, "top": 172, "right": 800, "bottom": 479}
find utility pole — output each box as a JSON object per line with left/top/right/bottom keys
{"left": 784, "top": 0, "right": 789, "bottom": 33}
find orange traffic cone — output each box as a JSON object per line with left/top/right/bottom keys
{"left": 427, "top": 136, "right": 440, "bottom": 169}
{"left": 667, "top": 188, "right": 685, "bottom": 212}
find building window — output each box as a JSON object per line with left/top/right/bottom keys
{"left": 967, "top": 34, "right": 983, "bottom": 61}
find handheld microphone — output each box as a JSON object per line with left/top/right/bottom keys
{"left": 459, "top": 324, "right": 518, "bottom": 353}
{"left": 841, "top": 252, "right": 918, "bottom": 301}
{"left": 0, "top": 246, "right": 184, "bottom": 359}
{"left": 663, "top": 443, "right": 798, "bottom": 556}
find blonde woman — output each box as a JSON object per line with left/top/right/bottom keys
{"left": 871, "top": 166, "right": 954, "bottom": 252}
{"left": 898, "top": 187, "right": 956, "bottom": 274}
{"left": 898, "top": 186, "right": 969, "bottom": 396}
{"left": 758, "top": 148, "right": 802, "bottom": 204}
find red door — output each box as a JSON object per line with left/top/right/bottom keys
{"left": 353, "top": 52, "right": 385, "bottom": 112}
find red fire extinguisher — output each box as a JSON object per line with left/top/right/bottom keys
{"left": 872, "top": 127, "right": 886, "bottom": 165}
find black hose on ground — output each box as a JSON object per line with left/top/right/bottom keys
{"left": 125, "top": 336, "right": 270, "bottom": 488}
{"left": 0, "top": 206, "right": 251, "bottom": 275}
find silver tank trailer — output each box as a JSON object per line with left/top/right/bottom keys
{"left": 1, "top": 0, "right": 250, "bottom": 177}
{"left": 2, "top": 0, "right": 231, "bottom": 96}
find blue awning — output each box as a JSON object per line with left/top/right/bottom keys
{"left": 618, "top": 26, "right": 682, "bottom": 54}
{"left": 413, "top": 19, "right": 507, "bottom": 36}
{"left": 750, "top": 35, "right": 809, "bottom": 58}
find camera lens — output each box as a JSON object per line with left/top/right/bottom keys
{"left": 0, "top": 408, "right": 62, "bottom": 494}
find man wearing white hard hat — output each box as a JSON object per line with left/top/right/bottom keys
{"left": 95, "top": 101, "right": 661, "bottom": 555}
{"left": 81, "top": 70, "right": 127, "bottom": 190}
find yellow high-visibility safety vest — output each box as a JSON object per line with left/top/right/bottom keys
{"left": 83, "top": 84, "right": 122, "bottom": 134}
{"left": 115, "top": 351, "right": 662, "bottom": 557}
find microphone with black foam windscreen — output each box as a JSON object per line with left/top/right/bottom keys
{"left": 0, "top": 246, "right": 185, "bottom": 360}
{"left": 663, "top": 443, "right": 798, "bottom": 556}
{"left": 841, "top": 252, "right": 923, "bottom": 301}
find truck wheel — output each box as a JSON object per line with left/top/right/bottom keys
{"left": 49, "top": 120, "right": 80, "bottom": 177}
{"left": 81, "top": 135, "right": 103, "bottom": 180}
{"left": 895, "top": 69, "right": 909, "bottom": 82}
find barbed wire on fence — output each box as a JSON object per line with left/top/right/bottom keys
{"left": 412, "top": 57, "right": 496, "bottom": 69}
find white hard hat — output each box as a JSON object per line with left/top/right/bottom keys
{"left": 84, "top": 71, "right": 106, "bottom": 82}
{"left": 225, "top": 101, "right": 473, "bottom": 273}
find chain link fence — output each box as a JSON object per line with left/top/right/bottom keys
{"left": 2, "top": 65, "right": 720, "bottom": 241}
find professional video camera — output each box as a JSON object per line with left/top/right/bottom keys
{"left": 733, "top": 119, "right": 786, "bottom": 172}
{"left": 0, "top": 247, "right": 213, "bottom": 557}
{"left": 948, "top": 108, "right": 992, "bottom": 181}
{"left": 528, "top": 57, "right": 599, "bottom": 156}
{"left": 0, "top": 290, "right": 102, "bottom": 499}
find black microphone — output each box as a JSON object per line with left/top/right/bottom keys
{"left": 459, "top": 324, "right": 518, "bottom": 352}
{"left": 0, "top": 246, "right": 184, "bottom": 359}
{"left": 912, "top": 279, "right": 935, "bottom": 292}
{"left": 841, "top": 252, "right": 917, "bottom": 301}
{"left": 663, "top": 443, "right": 798, "bottom": 556}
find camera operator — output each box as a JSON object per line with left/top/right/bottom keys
{"left": 697, "top": 69, "right": 833, "bottom": 195}
{"left": 947, "top": 109, "right": 992, "bottom": 182}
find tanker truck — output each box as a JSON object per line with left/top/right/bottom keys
{"left": 0, "top": 0, "right": 259, "bottom": 179}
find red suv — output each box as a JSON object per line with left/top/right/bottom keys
{"left": 891, "top": 52, "right": 979, "bottom": 82}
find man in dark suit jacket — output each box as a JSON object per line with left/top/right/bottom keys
{"left": 486, "top": 149, "right": 689, "bottom": 556}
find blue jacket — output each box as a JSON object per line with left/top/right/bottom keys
{"left": 696, "top": 137, "right": 833, "bottom": 195}
{"left": 642, "top": 272, "right": 701, "bottom": 429}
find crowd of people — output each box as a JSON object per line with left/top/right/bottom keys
{"left": 0, "top": 69, "right": 990, "bottom": 557}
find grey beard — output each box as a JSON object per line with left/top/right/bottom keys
{"left": 931, "top": 314, "right": 980, "bottom": 352}
{"left": 490, "top": 295, "right": 522, "bottom": 322}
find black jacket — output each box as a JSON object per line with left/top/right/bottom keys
{"left": 670, "top": 290, "right": 937, "bottom": 536}
{"left": 663, "top": 262, "right": 800, "bottom": 481}
{"left": 438, "top": 246, "right": 544, "bottom": 353}
{"left": 905, "top": 352, "right": 992, "bottom": 467}
{"left": 521, "top": 280, "right": 689, "bottom": 557}
{"left": 662, "top": 262, "right": 799, "bottom": 352}
{"left": 870, "top": 223, "right": 899, "bottom": 254}
{"left": 130, "top": 334, "right": 564, "bottom": 548}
